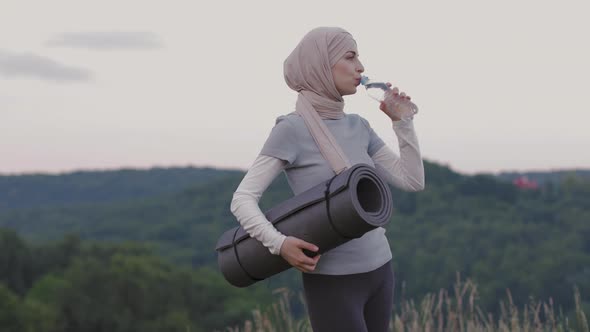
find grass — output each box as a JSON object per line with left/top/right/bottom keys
{"left": 218, "top": 273, "right": 589, "bottom": 332}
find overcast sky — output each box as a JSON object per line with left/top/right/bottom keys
{"left": 1, "top": 0, "right": 588, "bottom": 176}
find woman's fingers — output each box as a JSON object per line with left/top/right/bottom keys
{"left": 384, "top": 84, "right": 411, "bottom": 98}
{"left": 392, "top": 90, "right": 411, "bottom": 101}
{"left": 399, "top": 92, "right": 412, "bottom": 100}
{"left": 390, "top": 87, "right": 412, "bottom": 100}
{"left": 299, "top": 263, "right": 317, "bottom": 273}
{"left": 300, "top": 252, "right": 321, "bottom": 265}
{"left": 295, "top": 238, "right": 319, "bottom": 253}
{"left": 299, "top": 256, "right": 316, "bottom": 266}
{"left": 282, "top": 236, "right": 322, "bottom": 273}
{"left": 299, "top": 254, "right": 321, "bottom": 272}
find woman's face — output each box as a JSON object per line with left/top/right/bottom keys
{"left": 332, "top": 51, "right": 365, "bottom": 96}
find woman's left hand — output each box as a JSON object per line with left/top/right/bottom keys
{"left": 379, "top": 83, "right": 413, "bottom": 122}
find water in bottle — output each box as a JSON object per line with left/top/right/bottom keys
{"left": 360, "top": 75, "right": 418, "bottom": 121}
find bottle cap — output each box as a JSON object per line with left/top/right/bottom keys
{"left": 360, "top": 75, "right": 370, "bottom": 86}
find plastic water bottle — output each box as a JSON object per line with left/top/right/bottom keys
{"left": 360, "top": 75, "right": 418, "bottom": 121}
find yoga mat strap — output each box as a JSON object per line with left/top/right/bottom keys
{"left": 232, "top": 227, "right": 264, "bottom": 282}
{"left": 324, "top": 173, "right": 356, "bottom": 240}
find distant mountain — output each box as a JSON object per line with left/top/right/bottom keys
{"left": 3, "top": 164, "right": 587, "bottom": 212}
{"left": 0, "top": 167, "right": 244, "bottom": 210}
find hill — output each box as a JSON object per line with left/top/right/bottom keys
{"left": 0, "top": 161, "right": 589, "bottom": 315}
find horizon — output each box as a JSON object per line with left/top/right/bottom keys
{"left": 1, "top": 159, "right": 588, "bottom": 178}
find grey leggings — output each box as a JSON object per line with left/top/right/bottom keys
{"left": 301, "top": 260, "right": 394, "bottom": 332}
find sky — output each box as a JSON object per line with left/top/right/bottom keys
{"left": 1, "top": 0, "right": 589, "bottom": 176}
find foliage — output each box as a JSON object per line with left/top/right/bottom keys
{"left": 0, "top": 229, "right": 271, "bottom": 331}
{"left": 0, "top": 162, "right": 589, "bottom": 328}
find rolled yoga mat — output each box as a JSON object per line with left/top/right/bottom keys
{"left": 215, "top": 163, "right": 393, "bottom": 288}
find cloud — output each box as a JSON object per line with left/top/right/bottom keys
{"left": 0, "top": 50, "right": 92, "bottom": 82}
{"left": 46, "top": 31, "right": 163, "bottom": 50}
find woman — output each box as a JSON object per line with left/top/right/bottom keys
{"left": 230, "top": 26, "right": 425, "bottom": 332}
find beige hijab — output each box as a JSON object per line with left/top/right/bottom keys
{"left": 283, "top": 27, "right": 357, "bottom": 175}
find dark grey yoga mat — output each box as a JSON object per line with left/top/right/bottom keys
{"left": 215, "top": 163, "right": 393, "bottom": 288}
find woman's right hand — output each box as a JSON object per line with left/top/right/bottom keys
{"left": 279, "top": 236, "right": 321, "bottom": 273}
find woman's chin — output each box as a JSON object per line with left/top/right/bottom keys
{"left": 338, "top": 85, "right": 358, "bottom": 96}
{"left": 343, "top": 87, "right": 357, "bottom": 96}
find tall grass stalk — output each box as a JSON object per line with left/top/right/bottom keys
{"left": 219, "top": 275, "right": 588, "bottom": 332}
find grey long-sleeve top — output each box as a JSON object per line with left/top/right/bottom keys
{"left": 230, "top": 113, "right": 424, "bottom": 275}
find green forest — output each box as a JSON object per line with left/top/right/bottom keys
{"left": 0, "top": 161, "right": 589, "bottom": 331}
